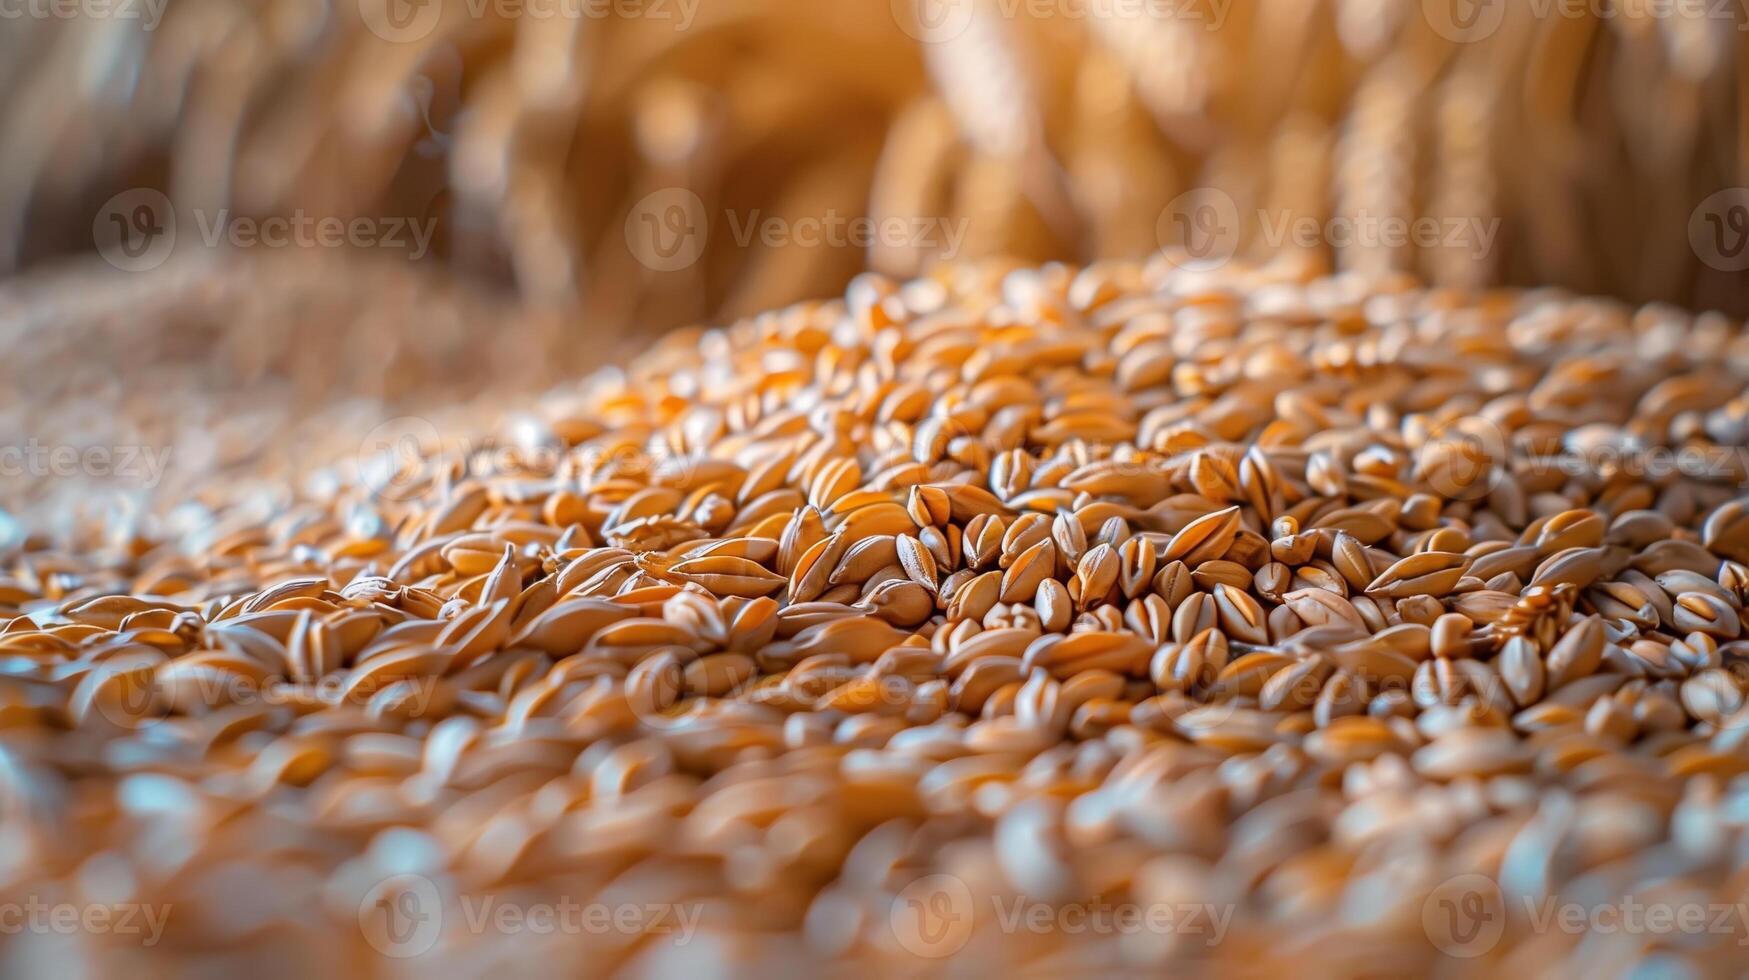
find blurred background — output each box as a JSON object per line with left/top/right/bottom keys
{"left": 3, "top": 0, "right": 1749, "bottom": 522}
{"left": 8, "top": 0, "right": 1749, "bottom": 318}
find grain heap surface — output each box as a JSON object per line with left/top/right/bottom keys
{"left": 5, "top": 257, "right": 1749, "bottom": 975}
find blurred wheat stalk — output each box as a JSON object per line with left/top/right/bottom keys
{"left": 3, "top": 0, "right": 1748, "bottom": 331}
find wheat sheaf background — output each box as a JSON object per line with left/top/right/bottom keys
{"left": 6, "top": 0, "right": 1749, "bottom": 318}
{"left": 2, "top": 0, "right": 1749, "bottom": 521}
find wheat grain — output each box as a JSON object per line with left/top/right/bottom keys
{"left": 5, "top": 258, "right": 1749, "bottom": 973}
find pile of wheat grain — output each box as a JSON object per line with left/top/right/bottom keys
{"left": 0, "top": 257, "right": 1746, "bottom": 974}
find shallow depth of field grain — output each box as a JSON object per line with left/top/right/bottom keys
{"left": 1, "top": 255, "right": 1747, "bottom": 976}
